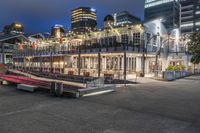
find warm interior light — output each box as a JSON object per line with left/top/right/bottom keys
{"left": 15, "top": 24, "right": 22, "bottom": 28}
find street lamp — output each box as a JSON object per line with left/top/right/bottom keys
{"left": 142, "top": 22, "right": 161, "bottom": 77}
{"left": 154, "top": 18, "right": 162, "bottom": 77}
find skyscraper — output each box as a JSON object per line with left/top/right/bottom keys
{"left": 145, "top": 0, "right": 180, "bottom": 30}
{"left": 113, "top": 11, "right": 141, "bottom": 26}
{"left": 181, "top": 0, "right": 200, "bottom": 34}
{"left": 71, "top": 7, "right": 97, "bottom": 33}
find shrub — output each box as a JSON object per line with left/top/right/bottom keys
{"left": 166, "top": 65, "right": 174, "bottom": 71}
{"left": 166, "top": 65, "right": 186, "bottom": 71}
{"left": 177, "top": 65, "right": 185, "bottom": 71}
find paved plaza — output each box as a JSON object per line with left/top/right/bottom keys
{"left": 0, "top": 76, "right": 200, "bottom": 133}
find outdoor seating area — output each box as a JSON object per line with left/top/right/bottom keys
{"left": 24, "top": 70, "right": 98, "bottom": 83}
{"left": 0, "top": 71, "right": 117, "bottom": 98}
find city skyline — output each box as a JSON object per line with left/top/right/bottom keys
{"left": 0, "top": 0, "right": 144, "bottom": 33}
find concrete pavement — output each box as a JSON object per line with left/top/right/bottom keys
{"left": 0, "top": 76, "right": 200, "bottom": 133}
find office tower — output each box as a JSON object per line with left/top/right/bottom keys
{"left": 181, "top": 0, "right": 200, "bottom": 34}
{"left": 145, "top": 0, "right": 180, "bottom": 30}
{"left": 71, "top": 7, "right": 97, "bottom": 33}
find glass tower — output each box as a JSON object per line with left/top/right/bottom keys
{"left": 181, "top": 0, "right": 200, "bottom": 34}
{"left": 145, "top": 0, "right": 180, "bottom": 30}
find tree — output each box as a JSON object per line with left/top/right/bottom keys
{"left": 187, "top": 32, "right": 200, "bottom": 65}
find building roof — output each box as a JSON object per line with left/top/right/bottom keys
{"left": 26, "top": 32, "right": 51, "bottom": 39}
{"left": 0, "top": 34, "right": 28, "bottom": 42}
{"left": 104, "top": 15, "right": 114, "bottom": 22}
{"left": 26, "top": 33, "right": 45, "bottom": 39}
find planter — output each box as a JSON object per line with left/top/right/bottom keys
{"left": 181, "top": 71, "right": 187, "bottom": 77}
{"left": 163, "top": 70, "right": 191, "bottom": 81}
{"left": 175, "top": 71, "right": 181, "bottom": 79}
{"left": 163, "top": 71, "right": 175, "bottom": 81}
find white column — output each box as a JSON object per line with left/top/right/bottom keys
{"left": 122, "top": 56, "right": 124, "bottom": 70}
{"left": 104, "top": 57, "right": 107, "bottom": 70}
{"left": 136, "top": 57, "right": 142, "bottom": 72}
{"left": 118, "top": 56, "right": 120, "bottom": 70}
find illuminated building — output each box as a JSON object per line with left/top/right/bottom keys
{"left": 104, "top": 15, "right": 114, "bottom": 28}
{"left": 0, "top": 34, "right": 28, "bottom": 65}
{"left": 113, "top": 11, "right": 141, "bottom": 26}
{"left": 3, "top": 22, "right": 24, "bottom": 34}
{"left": 181, "top": 0, "right": 200, "bottom": 34}
{"left": 145, "top": 0, "right": 180, "bottom": 29}
{"left": 51, "top": 24, "right": 65, "bottom": 39}
{"left": 71, "top": 7, "right": 97, "bottom": 33}
{"left": 13, "top": 20, "right": 192, "bottom": 78}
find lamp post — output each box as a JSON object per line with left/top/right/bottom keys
{"left": 123, "top": 43, "right": 127, "bottom": 86}
{"left": 98, "top": 46, "right": 101, "bottom": 77}
{"left": 78, "top": 47, "right": 81, "bottom": 76}
{"left": 142, "top": 30, "right": 159, "bottom": 77}
{"left": 154, "top": 18, "right": 162, "bottom": 77}
{"left": 141, "top": 25, "right": 147, "bottom": 77}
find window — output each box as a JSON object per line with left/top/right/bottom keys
{"left": 121, "top": 34, "right": 129, "bottom": 43}
{"left": 133, "top": 33, "right": 141, "bottom": 45}
{"left": 153, "top": 36, "right": 157, "bottom": 46}
{"left": 146, "top": 33, "right": 151, "bottom": 44}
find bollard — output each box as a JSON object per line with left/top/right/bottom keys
{"left": 75, "top": 92, "right": 80, "bottom": 98}
{"left": 50, "top": 82, "right": 56, "bottom": 96}
{"left": 50, "top": 82, "right": 64, "bottom": 97}
{"left": 55, "top": 82, "right": 64, "bottom": 97}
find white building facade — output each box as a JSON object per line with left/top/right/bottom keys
{"left": 13, "top": 21, "right": 193, "bottom": 79}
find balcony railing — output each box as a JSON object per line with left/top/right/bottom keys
{"left": 13, "top": 42, "right": 144, "bottom": 58}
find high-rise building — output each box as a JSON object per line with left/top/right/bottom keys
{"left": 3, "top": 22, "right": 24, "bottom": 34}
{"left": 113, "top": 11, "right": 141, "bottom": 26}
{"left": 144, "top": 0, "right": 180, "bottom": 30}
{"left": 181, "top": 0, "right": 200, "bottom": 34}
{"left": 71, "top": 7, "right": 97, "bottom": 33}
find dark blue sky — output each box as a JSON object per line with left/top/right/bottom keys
{"left": 0, "top": 0, "right": 144, "bottom": 33}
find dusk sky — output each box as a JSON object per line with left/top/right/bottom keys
{"left": 0, "top": 0, "right": 144, "bottom": 33}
